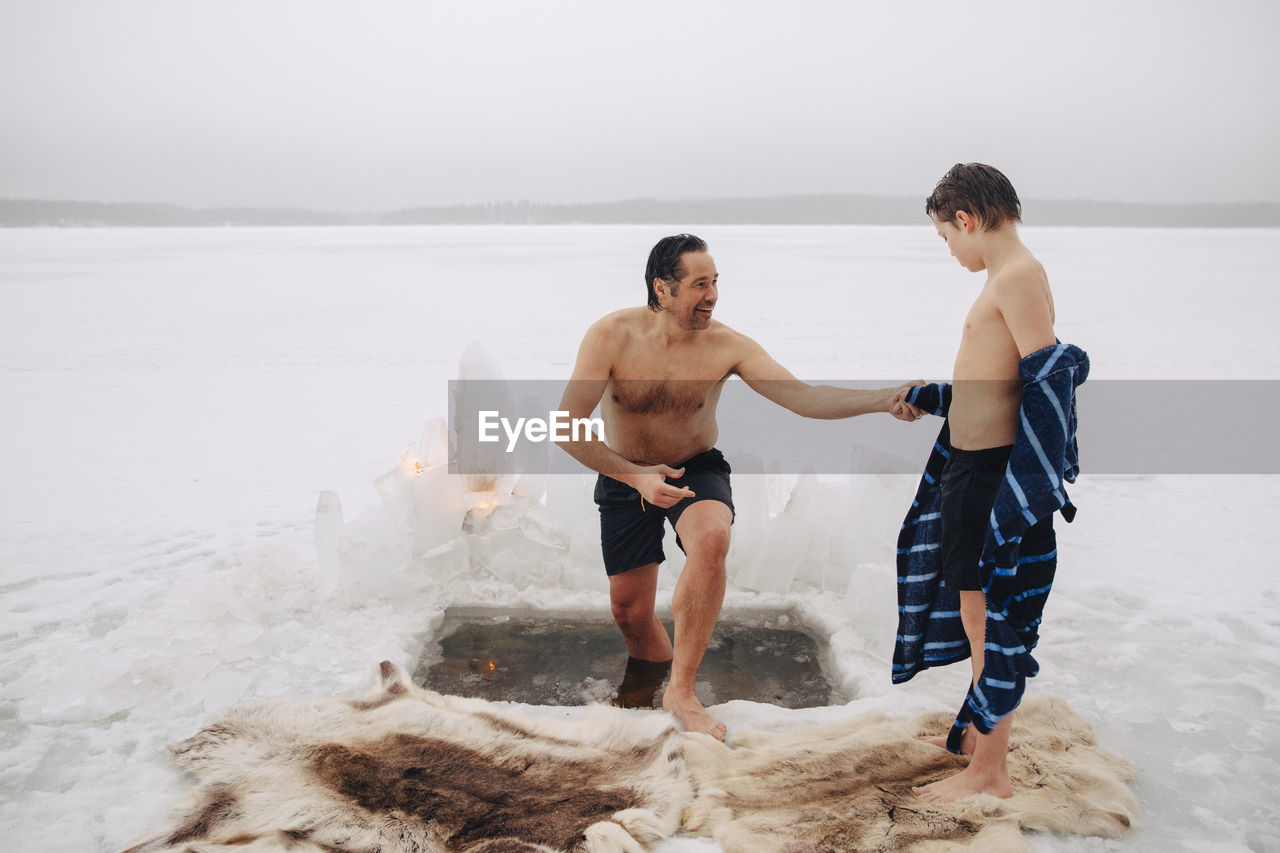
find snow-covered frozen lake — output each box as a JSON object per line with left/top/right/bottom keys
{"left": 2, "top": 225, "right": 1278, "bottom": 851}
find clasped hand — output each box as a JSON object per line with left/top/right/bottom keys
{"left": 889, "top": 381, "right": 926, "bottom": 421}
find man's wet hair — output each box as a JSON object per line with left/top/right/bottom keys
{"left": 926, "top": 163, "right": 1022, "bottom": 231}
{"left": 645, "top": 233, "right": 707, "bottom": 311}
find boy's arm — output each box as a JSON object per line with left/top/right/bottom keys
{"left": 995, "top": 266, "right": 1057, "bottom": 358}
{"left": 732, "top": 333, "right": 923, "bottom": 420}
{"left": 557, "top": 320, "right": 694, "bottom": 507}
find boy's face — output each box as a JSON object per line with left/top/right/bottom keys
{"left": 931, "top": 213, "right": 985, "bottom": 273}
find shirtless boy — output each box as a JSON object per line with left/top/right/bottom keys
{"left": 559, "top": 234, "right": 920, "bottom": 740}
{"left": 913, "top": 163, "right": 1060, "bottom": 801}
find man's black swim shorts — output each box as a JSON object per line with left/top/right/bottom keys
{"left": 593, "top": 448, "right": 734, "bottom": 576}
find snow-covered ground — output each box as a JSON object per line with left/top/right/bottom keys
{"left": 2, "top": 225, "right": 1277, "bottom": 852}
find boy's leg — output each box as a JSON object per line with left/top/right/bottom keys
{"left": 915, "top": 716, "right": 1013, "bottom": 802}
{"left": 914, "top": 589, "right": 1014, "bottom": 802}
{"left": 918, "top": 588, "right": 984, "bottom": 753}
{"left": 960, "top": 589, "right": 986, "bottom": 691}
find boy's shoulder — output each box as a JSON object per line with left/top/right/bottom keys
{"left": 986, "top": 252, "right": 1051, "bottom": 312}
{"left": 990, "top": 251, "right": 1048, "bottom": 291}
{"left": 986, "top": 248, "right": 1057, "bottom": 349}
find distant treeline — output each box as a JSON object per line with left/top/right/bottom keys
{"left": 4, "top": 195, "right": 1279, "bottom": 228}
{"left": 381, "top": 196, "right": 1280, "bottom": 227}
{"left": 380, "top": 195, "right": 925, "bottom": 225}
{"left": 0, "top": 199, "right": 349, "bottom": 227}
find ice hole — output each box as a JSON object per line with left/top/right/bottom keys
{"left": 413, "top": 606, "right": 843, "bottom": 709}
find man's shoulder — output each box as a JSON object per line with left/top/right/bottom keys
{"left": 690, "top": 320, "right": 759, "bottom": 358}
{"left": 589, "top": 307, "right": 647, "bottom": 335}
{"left": 703, "top": 318, "right": 751, "bottom": 342}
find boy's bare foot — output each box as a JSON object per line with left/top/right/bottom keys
{"left": 913, "top": 765, "right": 1013, "bottom": 803}
{"left": 919, "top": 725, "right": 976, "bottom": 754}
{"left": 662, "top": 690, "right": 727, "bottom": 741}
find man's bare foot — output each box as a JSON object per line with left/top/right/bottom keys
{"left": 919, "top": 725, "right": 976, "bottom": 754}
{"left": 913, "top": 765, "right": 1013, "bottom": 803}
{"left": 662, "top": 690, "right": 727, "bottom": 741}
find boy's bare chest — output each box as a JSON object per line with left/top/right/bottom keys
{"left": 955, "top": 296, "right": 1019, "bottom": 379}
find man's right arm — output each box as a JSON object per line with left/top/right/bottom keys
{"left": 557, "top": 319, "right": 693, "bottom": 508}
{"left": 732, "top": 333, "right": 924, "bottom": 421}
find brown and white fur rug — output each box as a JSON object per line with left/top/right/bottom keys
{"left": 120, "top": 661, "right": 691, "bottom": 853}
{"left": 122, "top": 664, "right": 1136, "bottom": 853}
{"left": 681, "top": 694, "right": 1138, "bottom": 852}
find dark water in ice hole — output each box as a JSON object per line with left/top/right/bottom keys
{"left": 413, "top": 609, "right": 841, "bottom": 709}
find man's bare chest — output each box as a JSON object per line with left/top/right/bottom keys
{"left": 608, "top": 353, "right": 731, "bottom": 416}
{"left": 606, "top": 376, "right": 725, "bottom": 416}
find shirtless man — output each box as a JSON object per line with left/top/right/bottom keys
{"left": 559, "top": 233, "right": 920, "bottom": 740}
{"left": 914, "top": 163, "right": 1059, "bottom": 801}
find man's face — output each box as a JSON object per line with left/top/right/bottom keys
{"left": 932, "top": 214, "right": 985, "bottom": 273}
{"left": 661, "top": 251, "right": 718, "bottom": 330}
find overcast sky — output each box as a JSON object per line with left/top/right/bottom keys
{"left": 2, "top": 1, "right": 1277, "bottom": 211}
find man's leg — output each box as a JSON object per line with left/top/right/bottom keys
{"left": 915, "top": 589, "right": 1014, "bottom": 802}
{"left": 608, "top": 562, "right": 672, "bottom": 662}
{"left": 664, "top": 500, "right": 731, "bottom": 741}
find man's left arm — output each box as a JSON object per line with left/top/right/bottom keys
{"left": 733, "top": 334, "right": 922, "bottom": 420}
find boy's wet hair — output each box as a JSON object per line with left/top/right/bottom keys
{"left": 926, "top": 163, "right": 1022, "bottom": 230}
{"left": 645, "top": 233, "right": 707, "bottom": 311}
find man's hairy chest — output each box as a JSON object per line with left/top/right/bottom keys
{"left": 606, "top": 376, "right": 723, "bottom": 416}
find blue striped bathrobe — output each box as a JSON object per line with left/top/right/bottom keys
{"left": 892, "top": 342, "right": 1089, "bottom": 748}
